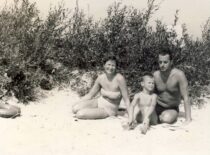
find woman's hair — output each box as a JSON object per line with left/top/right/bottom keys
{"left": 103, "top": 55, "right": 118, "bottom": 66}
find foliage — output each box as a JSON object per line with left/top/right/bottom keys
{"left": 0, "top": 0, "right": 209, "bottom": 104}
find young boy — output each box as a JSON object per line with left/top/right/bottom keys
{"left": 126, "top": 72, "right": 158, "bottom": 134}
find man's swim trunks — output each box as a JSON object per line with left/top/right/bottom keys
{"left": 155, "top": 103, "right": 179, "bottom": 116}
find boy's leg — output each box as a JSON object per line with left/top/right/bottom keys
{"left": 72, "top": 99, "right": 98, "bottom": 114}
{"left": 150, "top": 110, "right": 158, "bottom": 125}
{"left": 134, "top": 106, "right": 142, "bottom": 123}
{"left": 76, "top": 108, "right": 109, "bottom": 119}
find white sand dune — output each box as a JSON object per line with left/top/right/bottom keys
{"left": 1, "top": 88, "right": 210, "bottom": 155}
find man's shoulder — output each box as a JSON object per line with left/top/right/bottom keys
{"left": 172, "top": 68, "right": 186, "bottom": 77}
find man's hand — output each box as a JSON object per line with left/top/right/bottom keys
{"left": 183, "top": 119, "right": 192, "bottom": 126}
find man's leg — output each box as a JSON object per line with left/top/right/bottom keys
{"left": 159, "top": 109, "right": 178, "bottom": 124}
{"left": 76, "top": 108, "right": 109, "bottom": 119}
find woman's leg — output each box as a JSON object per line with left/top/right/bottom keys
{"left": 76, "top": 108, "right": 109, "bottom": 119}
{"left": 0, "top": 104, "right": 21, "bottom": 118}
{"left": 72, "top": 99, "right": 98, "bottom": 114}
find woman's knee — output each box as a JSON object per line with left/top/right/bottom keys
{"left": 0, "top": 109, "right": 20, "bottom": 118}
{"left": 72, "top": 104, "right": 79, "bottom": 114}
{"left": 159, "top": 110, "right": 178, "bottom": 124}
{"left": 11, "top": 105, "right": 21, "bottom": 113}
{"left": 75, "top": 110, "right": 86, "bottom": 119}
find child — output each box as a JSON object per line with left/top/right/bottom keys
{"left": 126, "top": 72, "right": 158, "bottom": 134}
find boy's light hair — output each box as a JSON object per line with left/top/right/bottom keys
{"left": 141, "top": 72, "right": 154, "bottom": 82}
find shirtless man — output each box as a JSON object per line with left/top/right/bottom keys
{"left": 154, "top": 48, "right": 192, "bottom": 124}
{"left": 72, "top": 55, "right": 130, "bottom": 119}
{"left": 127, "top": 72, "right": 157, "bottom": 134}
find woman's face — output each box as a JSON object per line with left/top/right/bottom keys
{"left": 104, "top": 60, "right": 117, "bottom": 75}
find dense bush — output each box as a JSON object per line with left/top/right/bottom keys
{"left": 0, "top": 0, "right": 209, "bottom": 104}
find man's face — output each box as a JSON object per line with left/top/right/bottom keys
{"left": 158, "top": 54, "right": 172, "bottom": 72}
{"left": 104, "top": 60, "right": 117, "bottom": 75}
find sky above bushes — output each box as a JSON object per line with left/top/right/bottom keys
{"left": 1, "top": 0, "right": 210, "bottom": 39}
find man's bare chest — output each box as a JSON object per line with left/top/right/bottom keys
{"left": 155, "top": 75, "right": 179, "bottom": 92}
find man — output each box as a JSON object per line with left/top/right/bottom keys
{"left": 153, "top": 48, "right": 192, "bottom": 124}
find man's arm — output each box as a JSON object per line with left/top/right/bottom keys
{"left": 178, "top": 71, "right": 192, "bottom": 123}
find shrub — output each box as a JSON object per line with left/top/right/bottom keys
{"left": 0, "top": 0, "right": 209, "bottom": 105}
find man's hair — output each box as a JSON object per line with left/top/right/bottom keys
{"left": 141, "top": 71, "right": 154, "bottom": 82}
{"left": 158, "top": 48, "right": 173, "bottom": 60}
{"left": 103, "top": 55, "right": 118, "bottom": 66}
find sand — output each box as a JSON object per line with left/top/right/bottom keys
{"left": 1, "top": 88, "right": 210, "bottom": 155}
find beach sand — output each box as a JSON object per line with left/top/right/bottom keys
{"left": 1, "top": 88, "right": 210, "bottom": 155}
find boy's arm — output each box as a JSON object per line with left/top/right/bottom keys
{"left": 143, "top": 94, "right": 157, "bottom": 124}
{"left": 128, "top": 94, "right": 139, "bottom": 124}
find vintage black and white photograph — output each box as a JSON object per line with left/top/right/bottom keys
{"left": 0, "top": 0, "right": 210, "bottom": 155}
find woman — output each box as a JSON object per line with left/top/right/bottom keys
{"left": 72, "top": 55, "right": 130, "bottom": 119}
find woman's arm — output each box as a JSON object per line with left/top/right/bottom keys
{"left": 81, "top": 77, "right": 101, "bottom": 101}
{"left": 117, "top": 74, "right": 130, "bottom": 112}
